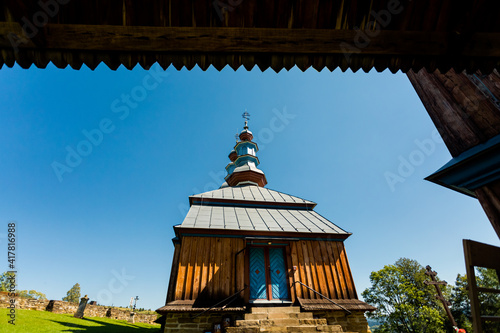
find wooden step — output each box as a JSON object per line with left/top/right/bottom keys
{"left": 227, "top": 307, "right": 352, "bottom": 333}
{"left": 250, "top": 306, "right": 301, "bottom": 314}
{"left": 227, "top": 325, "right": 350, "bottom": 333}
{"left": 244, "top": 311, "right": 313, "bottom": 320}
{"left": 283, "top": 325, "right": 343, "bottom": 332}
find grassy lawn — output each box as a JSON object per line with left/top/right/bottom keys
{"left": 0, "top": 308, "right": 161, "bottom": 333}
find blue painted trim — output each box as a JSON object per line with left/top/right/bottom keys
{"left": 426, "top": 133, "right": 500, "bottom": 198}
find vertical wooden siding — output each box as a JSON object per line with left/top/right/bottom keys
{"left": 171, "top": 236, "right": 357, "bottom": 304}
{"left": 173, "top": 236, "right": 246, "bottom": 302}
{"left": 290, "top": 240, "right": 358, "bottom": 300}
{"left": 165, "top": 242, "right": 181, "bottom": 303}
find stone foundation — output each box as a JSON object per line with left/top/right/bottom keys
{"left": 163, "top": 311, "right": 243, "bottom": 333}
{"left": 0, "top": 292, "right": 158, "bottom": 325}
{"left": 162, "top": 309, "right": 371, "bottom": 333}
{"left": 312, "top": 310, "right": 371, "bottom": 333}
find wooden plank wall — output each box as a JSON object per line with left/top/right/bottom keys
{"left": 171, "top": 236, "right": 357, "bottom": 305}
{"left": 290, "top": 240, "right": 358, "bottom": 300}
{"left": 173, "top": 236, "right": 246, "bottom": 303}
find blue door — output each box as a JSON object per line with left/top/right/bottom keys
{"left": 269, "top": 248, "right": 289, "bottom": 300}
{"left": 249, "top": 247, "right": 267, "bottom": 299}
{"left": 249, "top": 247, "right": 289, "bottom": 300}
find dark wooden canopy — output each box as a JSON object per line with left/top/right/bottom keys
{"left": 1, "top": 0, "right": 500, "bottom": 73}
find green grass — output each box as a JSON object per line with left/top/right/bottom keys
{"left": 0, "top": 308, "right": 161, "bottom": 333}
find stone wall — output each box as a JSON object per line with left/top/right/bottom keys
{"left": 0, "top": 292, "right": 158, "bottom": 325}
{"left": 312, "top": 310, "right": 371, "bottom": 333}
{"left": 163, "top": 311, "right": 243, "bottom": 333}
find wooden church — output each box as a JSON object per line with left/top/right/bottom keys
{"left": 157, "top": 117, "right": 375, "bottom": 333}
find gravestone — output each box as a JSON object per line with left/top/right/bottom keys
{"left": 128, "top": 311, "right": 136, "bottom": 323}
{"left": 74, "top": 295, "right": 89, "bottom": 319}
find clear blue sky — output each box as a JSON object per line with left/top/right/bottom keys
{"left": 0, "top": 63, "right": 498, "bottom": 310}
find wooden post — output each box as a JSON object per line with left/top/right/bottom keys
{"left": 407, "top": 69, "right": 500, "bottom": 238}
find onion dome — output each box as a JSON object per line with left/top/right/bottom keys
{"left": 223, "top": 113, "right": 267, "bottom": 187}
{"left": 228, "top": 149, "right": 237, "bottom": 162}
{"left": 239, "top": 121, "right": 253, "bottom": 141}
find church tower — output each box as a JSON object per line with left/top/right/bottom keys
{"left": 157, "top": 114, "right": 375, "bottom": 333}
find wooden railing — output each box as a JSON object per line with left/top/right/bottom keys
{"left": 293, "top": 281, "right": 351, "bottom": 315}
{"left": 463, "top": 240, "right": 500, "bottom": 333}
{"left": 192, "top": 285, "right": 249, "bottom": 319}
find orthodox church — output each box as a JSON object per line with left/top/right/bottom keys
{"left": 157, "top": 116, "right": 375, "bottom": 333}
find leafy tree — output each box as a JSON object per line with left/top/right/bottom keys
{"left": 0, "top": 271, "right": 16, "bottom": 291}
{"left": 18, "top": 289, "right": 47, "bottom": 300}
{"left": 62, "top": 283, "right": 81, "bottom": 303}
{"left": 446, "top": 268, "right": 500, "bottom": 333}
{"left": 446, "top": 274, "right": 473, "bottom": 332}
{"left": 474, "top": 268, "right": 500, "bottom": 333}
{"left": 362, "top": 258, "right": 446, "bottom": 333}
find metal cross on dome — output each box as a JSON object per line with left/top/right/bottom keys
{"left": 242, "top": 111, "right": 250, "bottom": 122}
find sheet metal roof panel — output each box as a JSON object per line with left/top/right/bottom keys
{"left": 309, "top": 210, "right": 349, "bottom": 234}
{"left": 249, "top": 186, "right": 265, "bottom": 201}
{"left": 191, "top": 186, "right": 316, "bottom": 205}
{"left": 179, "top": 204, "right": 349, "bottom": 235}
{"left": 258, "top": 187, "right": 276, "bottom": 201}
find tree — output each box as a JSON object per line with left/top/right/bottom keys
{"left": 362, "top": 258, "right": 446, "bottom": 333}
{"left": 18, "top": 289, "right": 47, "bottom": 300}
{"left": 62, "top": 283, "right": 81, "bottom": 303}
{"left": 0, "top": 271, "right": 15, "bottom": 291}
{"left": 447, "top": 274, "right": 473, "bottom": 332}
{"left": 476, "top": 267, "right": 500, "bottom": 331}
{"left": 446, "top": 268, "right": 500, "bottom": 333}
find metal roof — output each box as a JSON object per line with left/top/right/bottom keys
{"left": 178, "top": 205, "right": 347, "bottom": 235}
{"left": 178, "top": 185, "right": 348, "bottom": 236}
{"left": 190, "top": 186, "right": 316, "bottom": 206}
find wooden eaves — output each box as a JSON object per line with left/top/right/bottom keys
{"left": 1, "top": 0, "right": 500, "bottom": 73}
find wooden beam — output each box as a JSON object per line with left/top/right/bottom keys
{"left": 407, "top": 69, "right": 500, "bottom": 157}
{"left": 3, "top": 0, "right": 47, "bottom": 47}
{"left": 474, "top": 182, "right": 500, "bottom": 238}
{"left": 1, "top": 22, "right": 500, "bottom": 57}
{"left": 408, "top": 69, "right": 500, "bottom": 238}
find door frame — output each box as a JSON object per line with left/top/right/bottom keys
{"left": 246, "top": 242, "right": 290, "bottom": 301}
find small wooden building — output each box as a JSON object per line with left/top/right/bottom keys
{"left": 157, "top": 119, "right": 374, "bottom": 333}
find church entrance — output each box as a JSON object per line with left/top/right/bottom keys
{"left": 249, "top": 246, "right": 289, "bottom": 301}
